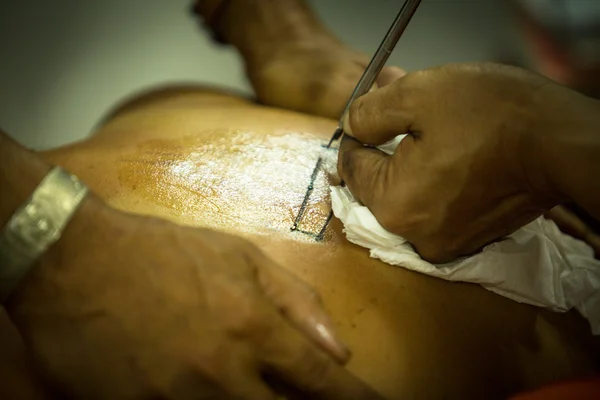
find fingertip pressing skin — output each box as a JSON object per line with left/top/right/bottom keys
{"left": 307, "top": 314, "right": 351, "bottom": 364}
{"left": 283, "top": 297, "right": 351, "bottom": 364}
{"left": 262, "top": 318, "right": 384, "bottom": 400}
{"left": 255, "top": 253, "right": 350, "bottom": 364}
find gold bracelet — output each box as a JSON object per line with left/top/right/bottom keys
{"left": 0, "top": 167, "right": 88, "bottom": 302}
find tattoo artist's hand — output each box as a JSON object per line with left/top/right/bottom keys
{"left": 337, "top": 62, "right": 597, "bottom": 263}
{"left": 545, "top": 206, "right": 600, "bottom": 258}
{"left": 248, "top": 39, "right": 405, "bottom": 119}
{"left": 6, "top": 196, "right": 382, "bottom": 399}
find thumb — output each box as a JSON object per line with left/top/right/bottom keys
{"left": 342, "top": 78, "right": 413, "bottom": 146}
{"left": 337, "top": 135, "right": 390, "bottom": 209}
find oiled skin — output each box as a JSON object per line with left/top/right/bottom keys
{"left": 16, "top": 86, "right": 599, "bottom": 399}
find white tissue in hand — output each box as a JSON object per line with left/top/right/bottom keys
{"left": 331, "top": 185, "right": 600, "bottom": 335}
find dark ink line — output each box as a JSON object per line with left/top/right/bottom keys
{"left": 291, "top": 133, "right": 340, "bottom": 240}
{"left": 315, "top": 211, "right": 334, "bottom": 241}
{"left": 291, "top": 157, "right": 323, "bottom": 232}
{"left": 326, "top": 126, "right": 344, "bottom": 148}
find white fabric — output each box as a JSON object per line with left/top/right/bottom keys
{"left": 331, "top": 136, "right": 600, "bottom": 335}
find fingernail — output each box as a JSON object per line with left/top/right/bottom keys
{"left": 341, "top": 111, "right": 353, "bottom": 137}
{"left": 369, "top": 82, "right": 379, "bottom": 93}
{"left": 315, "top": 321, "right": 351, "bottom": 363}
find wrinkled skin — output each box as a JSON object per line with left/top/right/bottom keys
{"left": 338, "top": 62, "right": 598, "bottom": 263}
{"left": 6, "top": 196, "right": 382, "bottom": 400}
{"left": 247, "top": 40, "right": 405, "bottom": 120}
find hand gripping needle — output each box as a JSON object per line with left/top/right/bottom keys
{"left": 326, "top": 0, "right": 422, "bottom": 147}
{"left": 291, "top": 0, "right": 422, "bottom": 238}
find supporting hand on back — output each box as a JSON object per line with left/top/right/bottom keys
{"left": 6, "top": 194, "right": 383, "bottom": 399}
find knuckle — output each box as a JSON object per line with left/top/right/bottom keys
{"left": 222, "top": 296, "right": 269, "bottom": 339}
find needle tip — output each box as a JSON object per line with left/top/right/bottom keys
{"left": 326, "top": 127, "right": 344, "bottom": 148}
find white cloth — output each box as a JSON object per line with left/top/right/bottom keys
{"left": 330, "top": 136, "right": 600, "bottom": 335}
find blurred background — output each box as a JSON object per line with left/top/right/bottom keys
{"left": 0, "top": 0, "right": 597, "bottom": 150}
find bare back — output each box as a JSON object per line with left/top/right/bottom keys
{"left": 40, "top": 86, "right": 598, "bottom": 399}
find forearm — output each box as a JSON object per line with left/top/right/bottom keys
{"left": 544, "top": 96, "right": 600, "bottom": 222}
{"left": 0, "top": 131, "right": 50, "bottom": 227}
{"left": 197, "top": 0, "right": 339, "bottom": 65}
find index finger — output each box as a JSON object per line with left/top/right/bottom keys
{"left": 342, "top": 77, "right": 413, "bottom": 146}
{"left": 250, "top": 247, "right": 350, "bottom": 364}
{"left": 337, "top": 135, "right": 390, "bottom": 209}
{"left": 260, "top": 310, "right": 384, "bottom": 400}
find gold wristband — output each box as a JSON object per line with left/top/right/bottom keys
{"left": 0, "top": 167, "right": 88, "bottom": 302}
